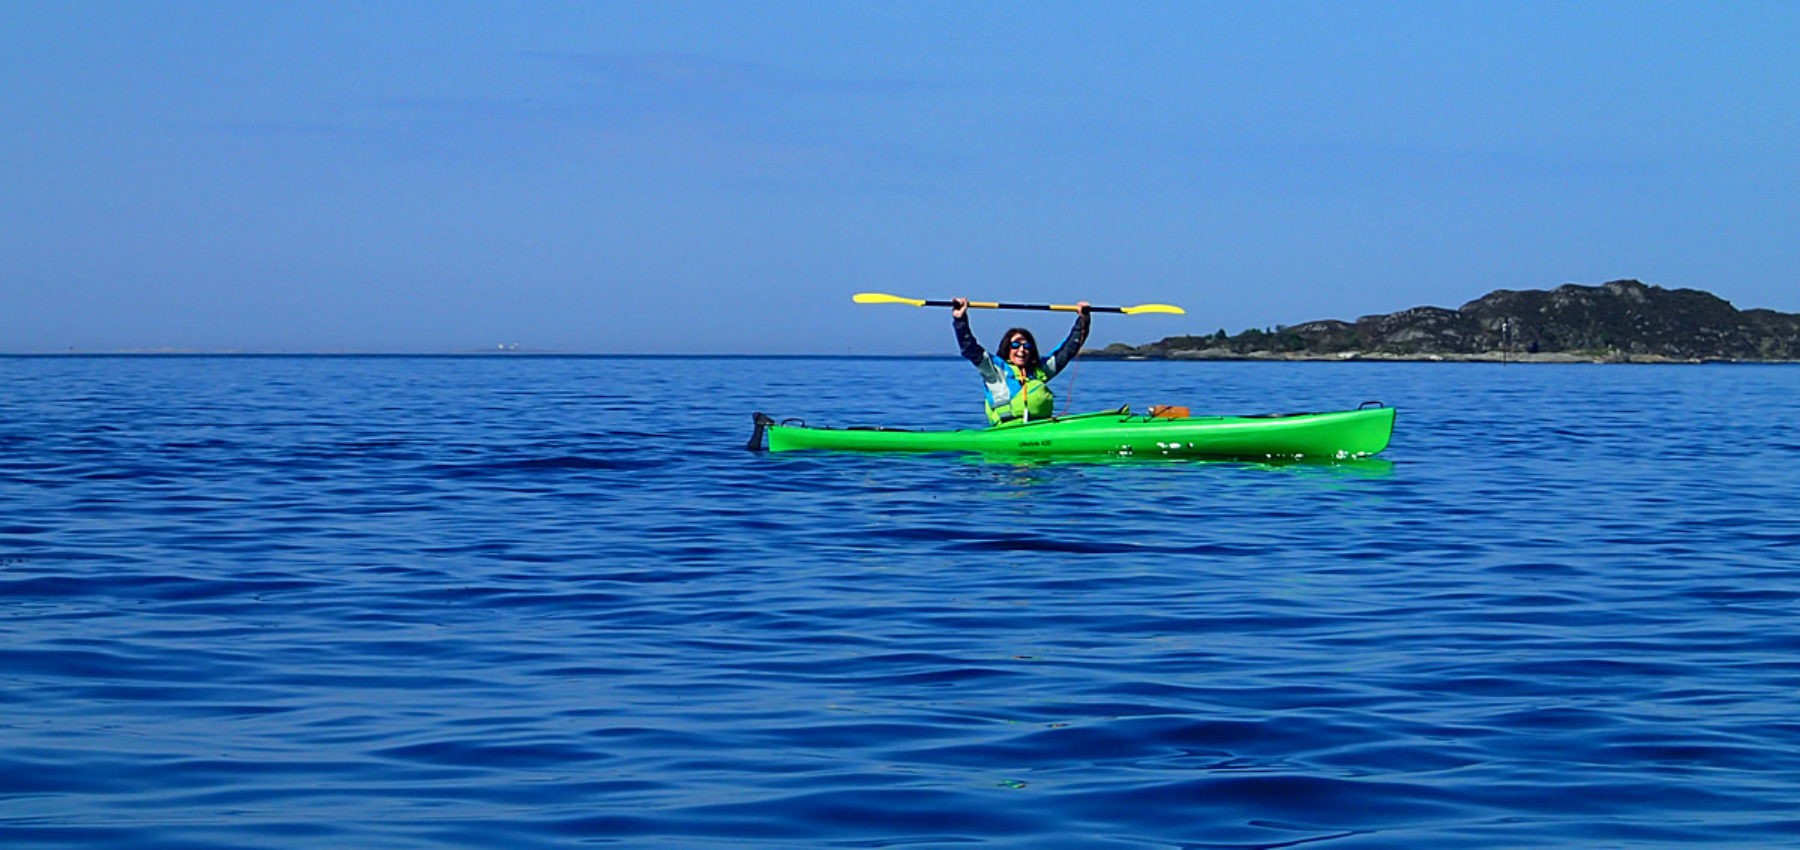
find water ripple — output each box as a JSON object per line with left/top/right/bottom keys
{"left": 3, "top": 358, "right": 1799, "bottom": 848}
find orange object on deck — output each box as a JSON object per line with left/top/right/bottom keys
{"left": 1149, "top": 405, "right": 1190, "bottom": 419}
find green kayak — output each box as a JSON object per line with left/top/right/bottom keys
{"left": 749, "top": 404, "right": 1395, "bottom": 460}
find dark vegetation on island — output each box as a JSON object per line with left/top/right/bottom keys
{"left": 1088, "top": 280, "right": 1800, "bottom": 363}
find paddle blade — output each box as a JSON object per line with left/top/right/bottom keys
{"left": 1120, "top": 303, "right": 1185, "bottom": 315}
{"left": 852, "top": 292, "right": 927, "bottom": 307}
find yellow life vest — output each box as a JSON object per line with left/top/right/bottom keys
{"left": 984, "top": 364, "right": 1055, "bottom": 425}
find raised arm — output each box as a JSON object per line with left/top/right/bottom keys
{"left": 1040, "top": 303, "right": 1091, "bottom": 377}
{"left": 951, "top": 298, "right": 986, "bottom": 365}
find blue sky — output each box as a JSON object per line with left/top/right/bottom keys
{"left": 4, "top": 1, "right": 1796, "bottom": 353}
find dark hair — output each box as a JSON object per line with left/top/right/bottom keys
{"left": 997, "top": 327, "right": 1041, "bottom": 369}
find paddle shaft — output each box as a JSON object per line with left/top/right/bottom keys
{"left": 927, "top": 299, "right": 1120, "bottom": 314}
{"left": 852, "top": 292, "right": 1183, "bottom": 315}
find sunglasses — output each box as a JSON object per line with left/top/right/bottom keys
{"left": 1008, "top": 340, "right": 1034, "bottom": 350}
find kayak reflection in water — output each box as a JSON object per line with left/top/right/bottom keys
{"left": 951, "top": 297, "right": 1091, "bottom": 426}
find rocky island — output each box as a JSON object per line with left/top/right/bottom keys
{"left": 1089, "top": 280, "right": 1800, "bottom": 363}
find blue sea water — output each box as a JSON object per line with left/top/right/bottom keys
{"left": 2, "top": 354, "right": 1799, "bottom": 849}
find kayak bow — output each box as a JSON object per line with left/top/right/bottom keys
{"left": 749, "top": 404, "right": 1395, "bottom": 460}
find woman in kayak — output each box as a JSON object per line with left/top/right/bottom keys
{"left": 952, "top": 298, "right": 1091, "bottom": 425}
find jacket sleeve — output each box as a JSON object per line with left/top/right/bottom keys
{"left": 1041, "top": 311, "right": 1090, "bottom": 378}
{"left": 953, "top": 312, "right": 986, "bottom": 366}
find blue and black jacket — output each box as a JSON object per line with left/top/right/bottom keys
{"left": 953, "top": 311, "right": 1090, "bottom": 425}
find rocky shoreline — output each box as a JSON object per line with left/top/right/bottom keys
{"left": 1087, "top": 280, "right": 1800, "bottom": 364}
{"left": 1107, "top": 349, "right": 1795, "bottom": 364}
